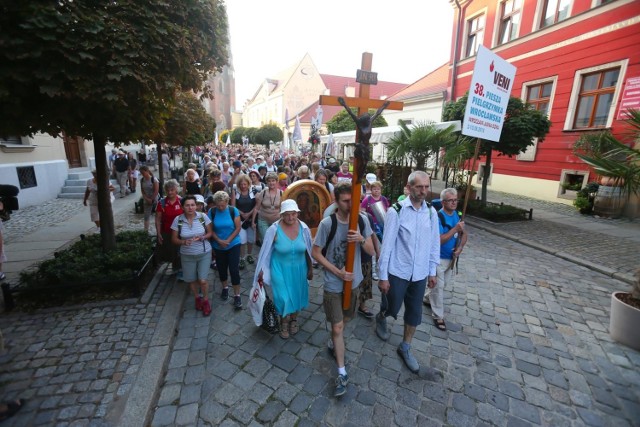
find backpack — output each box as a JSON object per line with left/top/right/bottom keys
{"left": 177, "top": 213, "right": 206, "bottom": 238}
{"left": 208, "top": 206, "right": 236, "bottom": 223}
{"left": 321, "top": 213, "right": 366, "bottom": 257}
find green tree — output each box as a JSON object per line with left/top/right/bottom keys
{"left": 442, "top": 93, "right": 551, "bottom": 205}
{"left": 253, "top": 124, "right": 284, "bottom": 147}
{"left": 231, "top": 127, "right": 246, "bottom": 144}
{"left": 326, "top": 108, "right": 388, "bottom": 134}
{"left": 386, "top": 121, "right": 459, "bottom": 171}
{"left": 0, "top": 0, "right": 228, "bottom": 249}
{"left": 165, "top": 92, "right": 216, "bottom": 148}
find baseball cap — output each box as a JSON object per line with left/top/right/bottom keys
{"left": 232, "top": 160, "right": 242, "bottom": 168}
{"left": 280, "top": 199, "right": 300, "bottom": 214}
{"left": 194, "top": 194, "right": 205, "bottom": 205}
{"left": 366, "top": 173, "right": 377, "bottom": 184}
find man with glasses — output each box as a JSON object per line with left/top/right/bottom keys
{"left": 376, "top": 171, "right": 440, "bottom": 374}
{"left": 424, "top": 188, "right": 467, "bottom": 331}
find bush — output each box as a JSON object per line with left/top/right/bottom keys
{"left": 466, "top": 200, "right": 529, "bottom": 222}
{"left": 20, "top": 230, "right": 154, "bottom": 291}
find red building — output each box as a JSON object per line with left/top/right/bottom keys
{"left": 448, "top": 0, "right": 640, "bottom": 203}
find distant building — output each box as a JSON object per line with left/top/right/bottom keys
{"left": 242, "top": 53, "right": 407, "bottom": 144}
{"left": 448, "top": 0, "right": 640, "bottom": 203}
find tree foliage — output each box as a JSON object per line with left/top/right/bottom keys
{"left": 0, "top": 0, "right": 229, "bottom": 250}
{"left": 386, "top": 121, "right": 459, "bottom": 171}
{"left": 575, "top": 109, "right": 640, "bottom": 199}
{"left": 253, "top": 124, "right": 283, "bottom": 147}
{"left": 231, "top": 127, "right": 246, "bottom": 144}
{"left": 165, "top": 92, "right": 216, "bottom": 148}
{"left": 326, "top": 108, "right": 388, "bottom": 134}
{"left": 442, "top": 93, "right": 551, "bottom": 204}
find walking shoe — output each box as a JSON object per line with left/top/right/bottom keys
{"left": 246, "top": 255, "right": 255, "bottom": 264}
{"left": 0, "top": 272, "right": 5, "bottom": 281}
{"left": 357, "top": 307, "right": 375, "bottom": 319}
{"left": 375, "top": 312, "right": 390, "bottom": 341}
{"left": 334, "top": 374, "right": 349, "bottom": 397}
{"left": 202, "top": 299, "right": 211, "bottom": 316}
{"left": 239, "top": 258, "right": 246, "bottom": 270}
{"left": 371, "top": 260, "right": 379, "bottom": 280}
{"left": 221, "top": 287, "right": 229, "bottom": 301}
{"left": 233, "top": 295, "right": 242, "bottom": 310}
{"left": 397, "top": 344, "right": 420, "bottom": 373}
{"left": 195, "top": 296, "right": 203, "bottom": 311}
{"left": 176, "top": 270, "right": 184, "bottom": 281}
{"left": 423, "top": 296, "right": 431, "bottom": 307}
{"left": 210, "top": 260, "right": 217, "bottom": 270}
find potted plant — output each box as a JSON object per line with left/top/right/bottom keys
{"left": 573, "top": 181, "right": 599, "bottom": 214}
{"left": 609, "top": 269, "right": 640, "bottom": 350}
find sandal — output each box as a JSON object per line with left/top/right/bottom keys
{"left": 280, "top": 318, "right": 290, "bottom": 339}
{"left": 433, "top": 318, "right": 447, "bottom": 331}
{"left": 0, "top": 399, "right": 25, "bottom": 421}
{"left": 289, "top": 319, "right": 299, "bottom": 335}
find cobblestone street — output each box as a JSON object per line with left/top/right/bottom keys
{"left": 0, "top": 196, "right": 638, "bottom": 426}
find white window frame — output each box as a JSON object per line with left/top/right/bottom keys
{"left": 532, "top": 0, "right": 574, "bottom": 31}
{"left": 518, "top": 76, "right": 557, "bottom": 161}
{"left": 493, "top": 0, "right": 524, "bottom": 47}
{"left": 563, "top": 59, "right": 628, "bottom": 131}
{"left": 463, "top": 8, "right": 487, "bottom": 59}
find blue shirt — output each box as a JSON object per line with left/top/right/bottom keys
{"left": 378, "top": 198, "right": 440, "bottom": 281}
{"left": 438, "top": 209, "right": 460, "bottom": 260}
{"left": 208, "top": 206, "right": 241, "bottom": 250}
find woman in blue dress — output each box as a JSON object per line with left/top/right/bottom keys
{"left": 253, "top": 199, "right": 313, "bottom": 339}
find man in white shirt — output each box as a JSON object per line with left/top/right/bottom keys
{"left": 376, "top": 170, "right": 440, "bottom": 374}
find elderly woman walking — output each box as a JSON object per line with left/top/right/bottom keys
{"left": 83, "top": 169, "right": 115, "bottom": 232}
{"left": 171, "top": 195, "right": 213, "bottom": 316}
{"left": 139, "top": 166, "right": 159, "bottom": 233}
{"left": 156, "top": 179, "right": 184, "bottom": 276}
{"left": 208, "top": 191, "right": 243, "bottom": 309}
{"left": 253, "top": 172, "right": 282, "bottom": 245}
{"left": 253, "top": 199, "right": 313, "bottom": 339}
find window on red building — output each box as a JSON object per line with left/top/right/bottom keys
{"left": 498, "top": 0, "right": 522, "bottom": 45}
{"left": 574, "top": 68, "right": 620, "bottom": 128}
{"left": 526, "top": 82, "right": 553, "bottom": 116}
{"left": 540, "top": 0, "right": 571, "bottom": 28}
{"left": 465, "top": 14, "right": 485, "bottom": 58}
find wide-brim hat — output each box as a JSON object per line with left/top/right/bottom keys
{"left": 194, "top": 195, "right": 205, "bottom": 204}
{"left": 280, "top": 199, "right": 300, "bottom": 214}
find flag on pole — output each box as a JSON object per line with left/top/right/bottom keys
{"left": 225, "top": 133, "right": 231, "bottom": 146}
{"left": 214, "top": 130, "right": 219, "bottom": 146}
{"left": 314, "top": 105, "right": 324, "bottom": 129}
{"left": 292, "top": 115, "right": 302, "bottom": 142}
{"left": 324, "top": 133, "right": 335, "bottom": 158}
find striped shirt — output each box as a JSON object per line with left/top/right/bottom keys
{"left": 378, "top": 197, "right": 440, "bottom": 282}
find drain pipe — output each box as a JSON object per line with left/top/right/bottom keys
{"left": 450, "top": 0, "right": 464, "bottom": 101}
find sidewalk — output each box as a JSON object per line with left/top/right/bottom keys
{"left": 0, "top": 189, "right": 638, "bottom": 426}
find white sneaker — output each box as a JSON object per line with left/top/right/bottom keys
{"left": 372, "top": 261, "right": 379, "bottom": 281}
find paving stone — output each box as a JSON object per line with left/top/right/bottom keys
{"left": 232, "top": 399, "right": 260, "bottom": 425}
{"left": 515, "top": 359, "right": 541, "bottom": 377}
{"left": 289, "top": 393, "right": 314, "bottom": 415}
{"left": 151, "top": 405, "right": 177, "bottom": 426}
{"left": 576, "top": 407, "right": 606, "bottom": 426}
{"left": 510, "top": 399, "right": 541, "bottom": 424}
{"left": 498, "top": 380, "right": 525, "bottom": 400}
{"left": 199, "top": 401, "right": 226, "bottom": 425}
{"left": 452, "top": 393, "right": 477, "bottom": 416}
{"left": 446, "top": 409, "right": 475, "bottom": 427}
{"left": 175, "top": 403, "right": 199, "bottom": 426}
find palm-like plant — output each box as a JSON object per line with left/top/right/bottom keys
{"left": 575, "top": 109, "right": 640, "bottom": 200}
{"left": 386, "top": 121, "right": 459, "bottom": 171}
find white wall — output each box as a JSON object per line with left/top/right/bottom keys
{"left": 0, "top": 160, "right": 68, "bottom": 208}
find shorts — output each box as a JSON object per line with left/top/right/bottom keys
{"left": 323, "top": 288, "right": 360, "bottom": 325}
{"left": 180, "top": 251, "right": 211, "bottom": 282}
{"left": 239, "top": 226, "right": 255, "bottom": 245}
{"left": 380, "top": 274, "right": 426, "bottom": 327}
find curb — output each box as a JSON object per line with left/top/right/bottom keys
{"left": 467, "top": 219, "right": 635, "bottom": 285}
{"left": 118, "top": 273, "right": 187, "bottom": 426}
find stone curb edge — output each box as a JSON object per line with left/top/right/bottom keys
{"left": 118, "top": 275, "right": 187, "bottom": 426}
{"left": 467, "top": 219, "right": 635, "bottom": 286}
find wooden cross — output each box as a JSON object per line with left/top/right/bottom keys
{"left": 319, "top": 52, "right": 403, "bottom": 309}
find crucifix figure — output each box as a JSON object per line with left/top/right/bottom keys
{"left": 337, "top": 96, "right": 389, "bottom": 178}
{"left": 319, "top": 52, "right": 404, "bottom": 309}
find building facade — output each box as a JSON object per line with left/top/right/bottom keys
{"left": 449, "top": 0, "right": 640, "bottom": 203}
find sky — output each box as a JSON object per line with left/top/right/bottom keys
{"left": 226, "top": 0, "right": 454, "bottom": 109}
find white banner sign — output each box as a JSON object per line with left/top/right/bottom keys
{"left": 462, "top": 45, "right": 517, "bottom": 142}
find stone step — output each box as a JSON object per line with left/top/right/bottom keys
{"left": 57, "top": 193, "right": 84, "bottom": 199}
{"left": 60, "top": 186, "right": 86, "bottom": 194}
{"left": 67, "top": 171, "right": 93, "bottom": 180}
